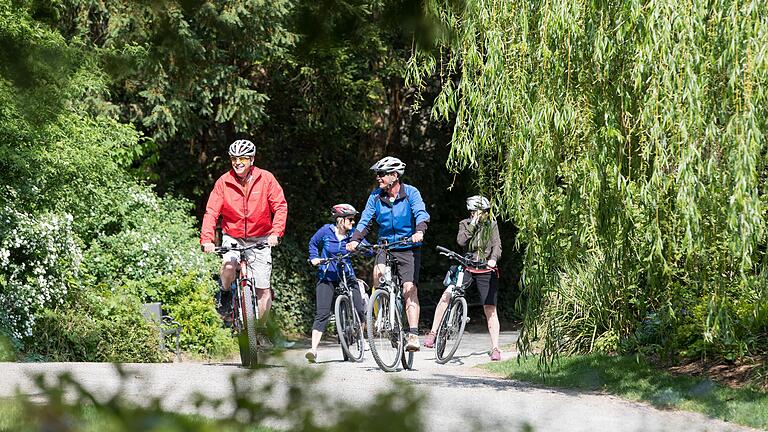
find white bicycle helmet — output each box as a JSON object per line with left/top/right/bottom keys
{"left": 228, "top": 139, "right": 256, "bottom": 157}
{"left": 331, "top": 203, "right": 358, "bottom": 219}
{"left": 466, "top": 195, "right": 491, "bottom": 211}
{"left": 370, "top": 156, "right": 406, "bottom": 176}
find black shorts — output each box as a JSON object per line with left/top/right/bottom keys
{"left": 375, "top": 247, "right": 421, "bottom": 285}
{"left": 464, "top": 270, "right": 498, "bottom": 306}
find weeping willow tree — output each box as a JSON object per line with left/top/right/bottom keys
{"left": 408, "top": 0, "right": 768, "bottom": 363}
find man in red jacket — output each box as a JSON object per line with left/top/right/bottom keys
{"left": 200, "top": 139, "right": 288, "bottom": 322}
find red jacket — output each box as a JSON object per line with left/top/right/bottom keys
{"left": 200, "top": 167, "right": 288, "bottom": 244}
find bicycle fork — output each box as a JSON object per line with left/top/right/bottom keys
{"left": 389, "top": 290, "right": 397, "bottom": 328}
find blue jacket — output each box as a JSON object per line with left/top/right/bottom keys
{"left": 308, "top": 224, "right": 358, "bottom": 282}
{"left": 351, "top": 183, "right": 430, "bottom": 250}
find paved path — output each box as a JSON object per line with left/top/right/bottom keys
{"left": 0, "top": 329, "right": 757, "bottom": 432}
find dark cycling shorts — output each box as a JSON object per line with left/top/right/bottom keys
{"left": 464, "top": 270, "right": 498, "bottom": 306}
{"left": 375, "top": 247, "right": 421, "bottom": 285}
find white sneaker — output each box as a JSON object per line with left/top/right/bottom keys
{"left": 405, "top": 334, "right": 421, "bottom": 352}
{"left": 305, "top": 349, "right": 317, "bottom": 363}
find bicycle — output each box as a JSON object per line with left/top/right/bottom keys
{"left": 310, "top": 252, "right": 369, "bottom": 362}
{"left": 212, "top": 240, "right": 269, "bottom": 367}
{"left": 433, "top": 245, "right": 488, "bottom": 364}
{"left": 361, "top": 239, "right": 416, "bottom": 372}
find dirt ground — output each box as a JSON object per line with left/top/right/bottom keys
{"left": 667, "top": 356, "right": 767, "bottom": 390}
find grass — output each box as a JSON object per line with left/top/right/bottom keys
{"left": 481, "top": 354, "right": 768, "bottom": 430}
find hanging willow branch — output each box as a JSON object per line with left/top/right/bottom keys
{"left": 409, "top": 0, "right": 768, "bottom": 365}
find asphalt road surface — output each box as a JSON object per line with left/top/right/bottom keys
{"left": 0, "top": 328, "right": 757, "bottom": 432}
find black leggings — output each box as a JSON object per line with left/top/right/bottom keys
{"left": 312, "top": 280, "right": 366, "bottom": 332}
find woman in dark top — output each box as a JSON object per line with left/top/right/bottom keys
{"left": 306, "top": 204, "right": 368, "bottom": 363}
{"left": 424, "top": 195, "right": 503, "bottom": 361}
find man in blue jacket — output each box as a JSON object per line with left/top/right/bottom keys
{"left": 346, "top": 156, "right": 430, "bottom": 351}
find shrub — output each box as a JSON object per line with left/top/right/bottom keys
{"left": 27, "top": 290, "right": 163, "bottom": 362}
{"left": 0, "top": 206, "right": 82, "bottom": 341}
{"left": 124, "top": 273, "right": 235, "bottom": 357}
{"left": 80, "top": 189, "right": 237, "bottom": 356}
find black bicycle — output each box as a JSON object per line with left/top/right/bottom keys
{"left": 434, "top": 245, "right": 487, "bottom": 363}
{"left": 310, "top": 252, "right": 368, "bottom": 362}
{"left": 213, "top": 241, "right": 269, "bottom": 367}
{"left": 362, "top": 239, "right": 415, "bottom": 372}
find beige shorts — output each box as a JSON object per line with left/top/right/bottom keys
{"left": 221, "top": 234, "right": 272, "bottom": 289}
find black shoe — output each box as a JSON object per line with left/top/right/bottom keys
{"left": 216, "top": 289, "right": 233, "bottom": 315}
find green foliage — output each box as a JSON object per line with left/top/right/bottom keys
{"left": 412, "top": 0, "right": 768, "bottom": 363}
{"left": 57, "top": 0, "right": 296, "bottom": 144}
{"left": 124, "top": 273, "right": 235, "bottom": 357}
{"left": 0, "top": 1, "right": 234, "bottom": 360}
{"left": 0, "top": 331, "right": 15, "bottom": 361}
{"left": 5, "top": 366, "right": 427, "bottom": 432}
{"left": 268, "top": 239, "right": 315, "bottom": 334}
{"left": 27, "top": 290, "right": 163, "bottom": 362}
{"left": 0, "top": 0, "right": 81, "bottom": 124}
{"left": 81, "top": 188, "right": 212, "bottom": 282}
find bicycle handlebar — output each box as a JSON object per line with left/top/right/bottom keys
{"left": 307, "top": 251, "right": 357, "bottom": 266}
{"left": 357, "top": 238, "right": 414, "bottom": 252}
{"left": 436, "top": 245, "right": 490, "bottom": 269}
{"left": 208, "top": 241, "right": 269, "bottom": 254}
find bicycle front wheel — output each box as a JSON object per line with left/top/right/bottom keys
{"left": 335, "top": 294, "right": 364, "bottom": 362}
{"left": 238, "top": 280, "right": 259, "bottom": 367}
{"left": 367, "top": 289, "right": 402, "bottom": 372}
{"left": 435, "top": 296, "right": 467, "bottom": 364}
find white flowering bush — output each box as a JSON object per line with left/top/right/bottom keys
{"left": 84, "top": 184, "right": 214, "bottom": 283}
{"left": 0, "top": 206, "right": 82, "bottom": 340}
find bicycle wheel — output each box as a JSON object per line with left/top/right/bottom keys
{"left": 335, "top": 294, "right": 365, "bottom": 362}
{"left": 435, "top": 296, "right": 468, "bottom": 364}
{"left": 367, "top": 289, "right": 402, "bottom": 372}
{"left": 238, "top": 280, "right": 259, "bottom": 367}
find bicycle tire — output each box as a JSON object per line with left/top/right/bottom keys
{"left": 401, "top": 342, "right": 414, "bottom": 370}
{"left": 335, "top": 294, "right": 365, "bottom": 362}
{"left": 238, "top": 279, "right": 259, "bottom": 367}
{"left": 367, "top": 289, "right": 402, "bottom": 372}
{"left": 435, "top": 296, "right": 468, "bottom": 364}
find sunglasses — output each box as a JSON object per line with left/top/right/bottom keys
{"left": 345, "top": 217, "right": 356, "bottom": 222}
{"left": 230, "top": 156, "right": 251, "bottom": 163}
{"left": 375, "top": 170, "right": 393, "bottom": 178}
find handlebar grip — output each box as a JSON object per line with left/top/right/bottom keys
{"left": 436, "top": 246, "right": 452, "bottom": 254}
